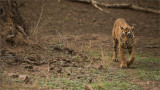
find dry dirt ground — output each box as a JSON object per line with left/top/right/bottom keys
{"left": 0, "top": 0, "right": 160, "bottom": 90}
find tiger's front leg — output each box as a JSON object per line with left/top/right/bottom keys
{"left": 127, "top": 47, "right": 135, "bottom": 67}
{"left": 119, "top": 46, "right": 127, "bottom": 68}
{"left": 112, "top": 39, "right": 118, "bottom": 62}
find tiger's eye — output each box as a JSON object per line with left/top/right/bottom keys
{"left": 127, "top": 31, "right": 130, "bottom": 34}
{"left": 127, "top": 32, "right": 132, "bottom": 38}
{"left": 121, "top": 32, "right": 125, "bottom": 37}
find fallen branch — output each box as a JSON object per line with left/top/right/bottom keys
{"left": 68, "top": 0, "right": 110, "bottom": 13}
{"left": 90, "top": 0, "right": 109, "bottom": 13}
{"left": 102, "top": 3, "right": 160, "bottom": 14}
{"left": 130, "top": 5, "right": 160, "bottom": 14}
{"left": 146, "top": 45, "right": 159, "bottom": 48}
{"left": 68, "top": 0, "right": 160, "bottom": 14}
{"left": 101, "top": 3, "right": 131, "bottom": 8}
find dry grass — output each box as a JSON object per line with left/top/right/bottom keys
{"left": 30, "top": 0, "right": 45, "bottom": 43}
{"left": 100, "top": 47, "right": 112, "bottom": 69}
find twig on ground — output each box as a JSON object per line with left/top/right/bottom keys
{"left": 56, "top": 30, "right": 67, "bottom": 46}
{"left": 17, "top": 25, "right": 27, "bottom": 38}
{"left": 145, "top": 46, "right": 159, "bottom": 48}
{"left": 90, "top": 0, "right": 110, "bottom": 13}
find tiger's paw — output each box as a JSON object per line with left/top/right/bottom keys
{"left": 113, "top": 58, "right": 119, "bottom": 62}
{"left": 120, "top": 64, "right": 127, "bottom": 69}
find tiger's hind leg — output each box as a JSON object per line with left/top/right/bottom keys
{"left": 127, "top": 47, "right": 135, "bottom": 67}
{"left": 112, "top": 39, "right": 118, "bottom": 62}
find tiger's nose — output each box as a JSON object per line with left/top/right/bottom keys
{"left": 125, "top": 41, "right": 129, "bottom": 44}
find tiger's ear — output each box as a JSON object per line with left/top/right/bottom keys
{"left": 131, "top": 26, "right": 134, "bottom": 31}
{"left": 120, "top": 26, "right": 123, "bottom": 30}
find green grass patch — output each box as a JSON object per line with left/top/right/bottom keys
{"left": 91, "top": 80, "right": 140, "bottom": 90}
{"left": 37, "top": 76, "right": 140, "bottom": 90}
{"left": 103, "top": 70, "right": 128, "bottom": 81}
{"left": 134, "top": 55, "right": 160, "bottom": 70}
{"left": 136, "top": 56, "right": 160, "bottom": 62}
{"left": 36, "top": 69, "right": 139, "bottom": 90}
{"left": 87, "top": 51, "right": 101, "bottom": 58}
{"left": 72, "top": 55, "right": 82, "bottom": 61}
{"left": 63, "top": 17, "right": 70, "bottom": 22}
{"left": 38, "top": 78, "right": 85, "bottom": 89}
{"left": 133, "top": 55, "right": 160, "bottom": 80}
{"left": 90, "top": 70, "right": 139, "bottom": 90}
{"left": 137, "top": 70, "right": 160, "bottom": 80}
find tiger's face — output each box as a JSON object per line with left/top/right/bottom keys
{"left": 120, "top": 26, "right": 134, "bottom": 48}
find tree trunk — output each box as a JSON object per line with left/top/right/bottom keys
{"left": 0, "top": 0, "right": 27, "bottom": 47}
